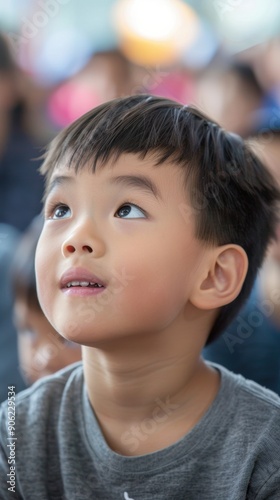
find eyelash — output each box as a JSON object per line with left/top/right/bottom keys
{"left": 44, "top": 201, "right": 68, "bottom": 219}
{"left": 116, "top": 201, "right": 147, "bottom": 217}
{"left": 44, "top": 201, "right": 148, "bottom": 219}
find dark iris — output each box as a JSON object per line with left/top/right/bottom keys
{"left": 54, "top": 205, "right": 69, "bottom": 218}
{"left": 117, "top": 205, "right": 131, "bottom": 217}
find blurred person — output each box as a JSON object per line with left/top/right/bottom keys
{"left": 47, "top": 47, "right": 190, "bottom": 129}
{"left": 204, "top": 109, "right": 280, "bottom": 394}
{"left": 194, "top": 61, "right": 264, "bottom": 137}
{"left": 0, "top": 33, "right": 44, "bottom": 232}
{"left": 0, "top": 224, "right": 26, "bottom": 403}
{"left": 48, "top": 49, "right": 141, "bottom": 128}
{"left": 247, "top": 39, "right": 280, "bottom": 101}
{"left": 253, "top": 114, "right": 280, "bottom": 328}
{"left": 12, "top": 215, "right": 81, "bottom": 384}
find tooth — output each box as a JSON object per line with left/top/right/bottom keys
{"left": 90, "top": 282, "right": 101, "bottom": 287}
{"left": 65, "top": 280, "right": 104, "bottom": 288}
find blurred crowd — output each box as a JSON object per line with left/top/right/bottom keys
{"left": 1, "top": 0, "right": 280, "bottom": 401}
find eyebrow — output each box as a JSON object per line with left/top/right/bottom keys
{"left": 109, "top": 175, "right": 161, "bottom": 200}
{"left": 46, "top": 173, "right": 162, "bottom": 200}
{"left": 45, "top": 175, "right": 74, "bottom": 198}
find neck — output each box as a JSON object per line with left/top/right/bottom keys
{"left": 82, "top": 316, "right": 220, "bottom": 456}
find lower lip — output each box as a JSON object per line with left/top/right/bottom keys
{"left": 61, "top": 287, "right": 106, "bottom": 297}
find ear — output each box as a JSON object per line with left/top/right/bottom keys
{"left": 189, "top": 244, "right": 248, "bottom": 310}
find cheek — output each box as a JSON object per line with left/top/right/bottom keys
{"left": 116, "top": 244, "right": 201, "bottom": 323}
{"left": 128, "top": 235, "right": 201, "bottom": 289}
{"left": 35, "top": 235, "right": 55, "bottom": 317}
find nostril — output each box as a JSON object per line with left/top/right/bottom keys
{"left": 82, "top": 245, "right": 93, "bottom": 253}
{"left": 66, "top": 245, "right": 75, "bottom": 253}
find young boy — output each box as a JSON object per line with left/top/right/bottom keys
{"left": 1, "top": 94, "right": 280, "bottom": 499}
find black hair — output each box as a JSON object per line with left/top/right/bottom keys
{"left": 11, "top": 215, "right": 44, "bottom": 309}
{"left": 39, "top": 94, "right": 280, "bottom": 344}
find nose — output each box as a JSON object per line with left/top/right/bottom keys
{"left": 61, "top": 219, "right": 105, "bottom": 258}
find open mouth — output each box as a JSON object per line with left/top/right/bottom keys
{"left": 60, "top": 268, "right": 107, "bottom": 295}
{"left": 65, "top": 281, "right": 104, "bottom": 289}
{"left": 61, "top": 279, "right": 106, "bottom": 296}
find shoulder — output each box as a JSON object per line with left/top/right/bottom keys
{"left": 208, "top": 363, "right": 280, "bottom": 495}
{"left": 211, "top": 362, "right": 280, "bottom": 456}
{"left": 0, "top": 362, "right": 83, "bottom": 430}
{"left": 215, "top": 361, "right": 280, "bottom": 408}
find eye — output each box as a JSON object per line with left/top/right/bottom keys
{"left": 115, "top": 203, "right": 146, "bottom": 219}
{"left": 48, "top": 204, "right": 72, "bottom": 220}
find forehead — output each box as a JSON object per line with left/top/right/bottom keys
{"left": 48, "top": 153, "right": 188, "bottom": 195}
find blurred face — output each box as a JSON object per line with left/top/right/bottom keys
{"left": 260, "top": 137, "right": 280, "bottom": 185}
{"left": 14, "top": 300, "right": 81, "bottom": 384}
{"left": 35, "top": 154, "right": 209, "bottom": 347}
{"left": 195, "top": 71, "right": 260, "bottom": 137}
{"left": 0, "top": 71, "right": 16, "bottom": 112}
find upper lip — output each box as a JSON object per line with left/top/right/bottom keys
{"left": 60, "top": 267, "right": 106, "bottom": 288}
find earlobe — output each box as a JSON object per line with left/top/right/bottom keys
{"left": 190, "top": 244, "right": 248, "bottom": 310}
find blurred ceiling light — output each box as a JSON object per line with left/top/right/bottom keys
{"left": 182, "top": 22, "right": 218, "bottom": 69}
{"left": 113, "top": 0, "right": 199, "bottom": 66}
{"left": 18, "top": 29, "right": 92, "bottom": 85}
{"left": 212, "top": 0, "right": 280, "bottom": 52}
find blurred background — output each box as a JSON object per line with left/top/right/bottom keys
{"left": 1, "top": 0, "right": 280, "bottom": 230}
{"left": 1, "top": 0, "right": 280, "bottom": 399}
{"left": 1, "top": 0, "right": 280, "bottom": 147}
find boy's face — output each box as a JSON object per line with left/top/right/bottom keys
{"left": 35, "top": 153, "right": 210, "bottom": 347}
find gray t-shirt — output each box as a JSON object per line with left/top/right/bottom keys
{"left": 0, "top": 361, "right": 280, "bottom": 499}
